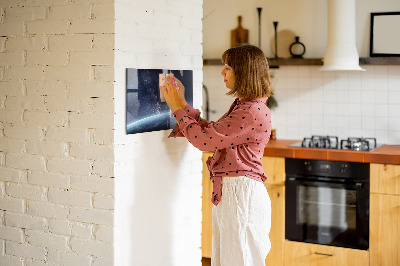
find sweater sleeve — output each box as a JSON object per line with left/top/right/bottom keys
{"left": 172, "top": 106, "right": 257, "bottom": 152}
{"left": 168, "top": 104, "right": 210, "bottom": 138}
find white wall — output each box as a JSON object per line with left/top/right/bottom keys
{"left": 0, "top": 0, "right": 115, "bottom": 265}
{"left": 203, "top": 0, "right": 400, "bottom": 58}
{"left": 113, "top": 0, "right": 203, "bottom": 265}
{"left": 203, "top": 0, "right": 400, "bottom": 145}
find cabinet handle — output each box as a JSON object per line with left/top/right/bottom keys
{"left": 314, "top": 252, "right": 335, "bottom": 257}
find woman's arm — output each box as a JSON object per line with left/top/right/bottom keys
{"left": 173, "top": 106, "right": 257, "bottom": 152}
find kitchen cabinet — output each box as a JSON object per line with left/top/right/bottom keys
{"left": 284, "top": 241, "right": 369, "bottom": 266}
{"left": 261, "top": 156, "right": 285, "bottom": 266}
{"left": 370, "top": 163, "right": 400, "bottom": 266}
{"left": 370, "top": 163, "right": 400, "bottom": 195}
{"left": 201, "top": 153, "right": 286, "bottom": 266}
{"left": 202, "top": 152, "right": 213, "bottom": 258}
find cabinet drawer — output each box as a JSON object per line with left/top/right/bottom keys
{"left": 370, "top": 163, "right": 400, "bottom": 195}
{"left": 284, "top": 241, "right": 369, "bottom": 266}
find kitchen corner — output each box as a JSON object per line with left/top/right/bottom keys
{"left": 202, "top": 139, "right": 400, "bottom": 265}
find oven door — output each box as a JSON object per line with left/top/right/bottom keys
{"left": 285, "top": 177, "right": 369, "bottom": 250}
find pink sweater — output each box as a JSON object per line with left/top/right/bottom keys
{"left": 169, "top": 97, "right": 271, "bottom": 205}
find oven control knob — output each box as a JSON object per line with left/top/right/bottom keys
{"left": 304, "top": 161, "right": 312, "bottom": 171}
{"left": 340, "top": 164, "right": 347, "bottom": 174}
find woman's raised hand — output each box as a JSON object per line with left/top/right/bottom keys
{"left": 160, "top": 76, "right": 185, "bottom": 113}
{"left": 173, "top": 77, "right": 187, "bottom": 108}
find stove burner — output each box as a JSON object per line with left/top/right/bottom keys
{"left": 340, "top": 137, "right": 377, "bottom": 151}
{"left": 301, "top": 135, "right": 339, "bottom": 149}
{"left": 295, "top": 136, "right": 378, "bottom": 151}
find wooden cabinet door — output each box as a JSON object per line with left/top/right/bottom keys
{"left": 284, "top": 241, "right": 369, "bottom": 266}
{"left": 262, "top": 156, "right": 285, "bottom": 186}
{"left": 370, "top": 163, "right": 400, "bottom": 195}
{"left": 264, "top": 184, "right": 284, "bottom": 266}
{"left": 370, "top": 193, "right": 400, "bottom": 266}
{"left": 201, "top": 152, "right": 213, "bottom": 258}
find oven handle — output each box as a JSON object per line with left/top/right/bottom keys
{"left": 286, "top": 177, "right": 364, "bottom": 189}
{"left": 314, "top": 252, "right": 335, "bottom": 257}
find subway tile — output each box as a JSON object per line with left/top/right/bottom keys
{"left": 311, "top": 102, "right": 324, "bottom": 113}
{"left": 336, "top": 90, "right": 349, "bottom": 103}
{"left": 323, "top": 115, "right": 336, "bottom": 129}
{"left": 361, "top": 75, "right": 374, "bottom": 90}
{"left": 348, "top": 116, "right": 362, "bottom": 129}
{"left": 361, "top": 104, "right": 375, "bottom": 116}
{"left": 374, "top": 65, "right": 388, "bottom": 77}
{"left": 336, "top": 115, "right": 349, "bottom": 129}
{"left": 388, "top": 76, "right": 400, "bottom": 91}
{"left": 388, "top": 104, "right": 400, "bottom": 117}
{"left": 298, "top": 67, "right": 311, "bottom": 78}
{"left": 374, "top": 90, "right": 388, "bottom": 104}
{"left": 374, "top": 77, "right": 388, "bottom": 91}
{"left": 298, "top": 77, "right": 310, "bottom": 89}
{"left": 323, "top": 103, "right": 336, "bottom": 115}
{"left": 374, "top": 117, "right": 389, "bottom": 130}
{"left": 361, "top": 90, "right": 375, "bottom": 104}
{"left": 322, "top": 70, "right": 335, "bottom": 78}
{"left": 388, "top": 65, "right": 400, "bottom": 76}
{"left": 375, "top": 104, "right": 389, "bottom": 117}
{"left": 388, "top": 131, "right": 400, "bottom": 144}
{"left": 349, "top": 128, "right": 362, "bottom": 137}
{"left": 374, "top": 130, "right": 389, "bottom": 144}
{"left": 336, "top": 103, "right": 349, "bottom": 116}
{"left": 348, "top": 90, "right": 362, "bottom": 103}
{"left": 284, "top": 66, "right": 298, "bottom": 77}
{"left": 335, "top": 74, "right": 349, "bottom": 90}
{"left": 310, "top": 87, "right": 323, "bottom": 101}
{"left": 388, "top": 117, "right": 400, "bottom": 131}
{"left": 309, "top": 66, "right": 323, "bottom": 77}
{"left": 310, "top": 77, "right": 324, "bottom": 89}
{"left": 348, "top": 103, "right": 362, "bottom": 116}
{"left": 348, "top": 75, "right": 362, "bottom": 90}
{"left": 323, "top": 87, "right": 336, "bottom": 103}
{"left": 286, "top": 77, "right": 299, "bottom": 89}
{"left": 388, "top": 91, "right": 400, "bottom": 104}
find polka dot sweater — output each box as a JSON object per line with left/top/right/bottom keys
{"left": 169, "top": 97, "right": 272, "bottom": 206}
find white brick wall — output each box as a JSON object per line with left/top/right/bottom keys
{"left": 1, "top": 0, "right": 204, "bottom": 265}
{"left": 0, "top": 0, "right": 115, "bottom": 265}
{"left": 113, "top": 0, "right": 203, "bottom": 265}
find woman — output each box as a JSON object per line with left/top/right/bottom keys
{"left": 161, "top": 44, "right": 273, "bottom": 266}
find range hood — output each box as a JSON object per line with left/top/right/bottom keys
{"left": 320, "top": 0, "right": 365, "bottom": 71}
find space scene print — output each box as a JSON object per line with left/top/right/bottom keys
{"left": 126, "top": 68, "right": 193, "bottom": 134}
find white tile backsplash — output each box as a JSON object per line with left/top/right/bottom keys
{"left": 203, "top": 64, "right": 400, "bottom": 144}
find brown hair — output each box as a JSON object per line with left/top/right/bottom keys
{"left": 221, "top": 44, "right": 273, "bottom": 99}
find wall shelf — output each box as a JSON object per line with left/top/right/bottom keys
{"left": 359, "top": 57, "right": 400, "bottom": 65}
{"left": 203, "top": 57, "right": 400, "bottom": 67}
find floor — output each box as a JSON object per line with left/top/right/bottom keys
{"left": 202, "top": 257, "right": 211, "bottom": 266}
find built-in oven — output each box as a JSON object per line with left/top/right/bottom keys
{"left": 285, "top": 158, "right": 369, "bottom": 250}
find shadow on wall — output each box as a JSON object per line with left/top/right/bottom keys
{"left": 128, "top": 131, "right": 191, "bottom": 265}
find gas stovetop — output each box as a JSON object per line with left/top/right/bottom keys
{"left": 289, "top": 135, "right": 382, "bottom": 151}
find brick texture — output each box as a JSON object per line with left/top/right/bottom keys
{"left": 0, "top": 2, "right": 115, "bottom": 264}
{"left": 0, "top": 0, "right": 204, "bottom": 265}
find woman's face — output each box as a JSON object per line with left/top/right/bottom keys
{"left": 220, "top": 64, "right": 235, "bottom": 89}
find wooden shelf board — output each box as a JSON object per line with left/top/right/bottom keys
{"left": 359, "top": 57, "right": 400, "bottom": 65}
{"left": 203, "top": 57, "right": 400, "bottom": 67}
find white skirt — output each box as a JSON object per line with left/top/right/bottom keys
{"left": 212, "top": 176, "right": 271, "bottom": 266}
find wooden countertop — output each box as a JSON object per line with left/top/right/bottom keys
{"left": 263, "top": 139, "right": 400, "bottom": 165}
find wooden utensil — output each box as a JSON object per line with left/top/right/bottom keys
{"left": 231, "top": 16, "right": 249, "bottom": 48}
